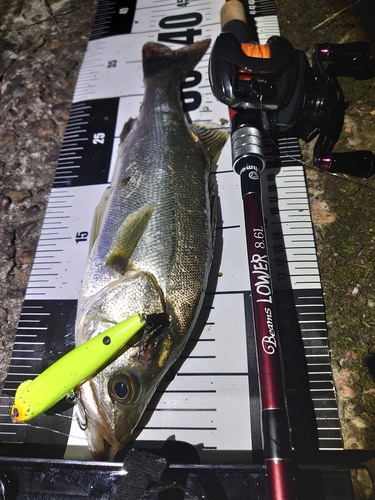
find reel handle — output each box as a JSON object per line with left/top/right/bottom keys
{"left": 318, "top": 42, "right": 371, "bottom": 70}
{"left": 319, "top": 151, "right": 375, "bottom": 178}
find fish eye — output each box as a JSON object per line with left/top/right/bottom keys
{"left": 108, "top": 373, "right": 140, "bottom": 405}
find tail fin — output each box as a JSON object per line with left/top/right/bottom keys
{"left": 142, "top": 40, "right": 210, "bottom": 83}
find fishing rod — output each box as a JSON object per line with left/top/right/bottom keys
{"left": 209, "top": 1, "right": 374, "bottom": 499}
{"left": 210, "top": 3, "right": 295, "bottom": 498}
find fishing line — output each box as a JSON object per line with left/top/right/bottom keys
{"left": 212, "top": 98, "right": 374, "bottom": 192}
{"left": 7, "top": 392, "right": 88, "bottom": 440}
{"left": 282, "top": 147, "right": 375, "bottom": 192}
{"left": 261, "top": 103, "right": 375, "bottom": 192}
{"left": 47, "top": 412, "right": 75, "bottom": 421}
{"left": 20, "top": 422, "right": 88, "bottom": 441}
{"left": 279, "top": 144, "right": 375, "bottom": 191}
{"left": 20, "top": 404, "right": 90, "bottom": 440}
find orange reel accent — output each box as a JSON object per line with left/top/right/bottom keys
{"left": 240, "top": 43, "right": 272, "bottom": 59}
{"left": 238, "top": 43, "right": 272, "bottom": 81}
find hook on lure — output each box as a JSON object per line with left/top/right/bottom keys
{"left": 137, "top": 312, "right": 170, "bottom": 360}
{"left": 10, "top": 312, "right": 168, "bottom": 424}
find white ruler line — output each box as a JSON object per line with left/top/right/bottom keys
{"left": 9, "top": 358, "right": 42, "bottom": 362}
{"left": 16, "top": 327, "right": 48, "bottom": 331}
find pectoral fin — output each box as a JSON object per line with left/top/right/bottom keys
{"left": 192, "top": 122, "right": 228, "bottom": 166}
{"left": 106, "top": 203, "right": 154, "bottom": 273}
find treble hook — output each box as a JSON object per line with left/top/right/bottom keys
{"left": 76, "top": 394, "right": 88, "bottom": 431}
{"left": 137, "top": 312, "right": 170, "bottom": 361}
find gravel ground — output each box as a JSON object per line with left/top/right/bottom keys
{"left": 1, "top": 0, "right": 375, "bottom": 498}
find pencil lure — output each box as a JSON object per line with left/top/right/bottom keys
{"left": 10, "top": 313, "right": 148, "bottom": 423}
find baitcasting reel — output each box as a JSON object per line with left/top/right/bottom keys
{"left": 209, "top": 20, "right": 375, "bottom": 178}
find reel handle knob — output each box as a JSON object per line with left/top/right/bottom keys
{"left": 320, "top": 151, "right": 375, "bottom": 178}
{"left": 318, "top": 42, "right": 371, "bottom": 70}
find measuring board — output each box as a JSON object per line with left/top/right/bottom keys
{"left": 0, "top": 0, "right": 342, "bottom": 462}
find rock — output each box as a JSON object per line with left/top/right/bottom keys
{"left": 6, "top": 289, "right": 25, "bottom": 299}
{"left": 335, "top": 368, "right": 356, "bottom": 399}
{"left": 352, "top": 285, "right": 360, "bottom": 296}
{"left": 18, "top": 39, "right": 32, "bottom": 52}
{"left": 353, "top": 103, "right": 372, "bottom": 114}
{"left": 45, "top": 143, "right": 62, "bottom": 163}
{"left": 351, "top": 416, "right": 366, "bottom": 429}
{"left": 0, "top": 39, "right": 15, "bottom": 53}
{"left": 0, "top": 227, "right": 15, "bottom": 260}
{"left": 0, "top": 196, "right": 11, "bottom": 211}
{"left": 310, "top": 200, "right": 336, "bottom": 229}
{"left": 0, "top": 262, "right": 13, "bottom": 293}
{"left": 49, "top": 40, "right": 61, "bottom": 51}
{"left": 51, "top": 102, "right": 71, "bottom": 121}
{"left": 26, "top": 119, "right": 56, "bottom": 142}
{"left": 65, "top": 59, "right": 78, "bottom": 72}
{"left": 5, "top": 189, "right": 31, "bottom": 203}
{"left": 16, "top": 220, "right": 38, "bottom": 241}
{"left": 0, "top": 307, "right": 7, "bottom": 327}
{"left": 353, "top": 469, "right": 374, "bottom": 498}
{"left": 31, "top": 34, "right": 45, "bottom": 50}
{"left": 16, "top": 240, "right": 38, "bottom": 265}
{"left": 25, "top": 204, "right": 41, "bottom": 215}
{"left": 33, "top": 188, "right": 50, "bottom": 204}
{"left": 0, "top": 129, "right": 15, "bottom": 147}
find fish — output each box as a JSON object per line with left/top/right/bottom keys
{"left": 75, "top": 39, "right": 228, "bottom": 460}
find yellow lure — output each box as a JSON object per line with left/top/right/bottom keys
{"left": 10, "top": 313, "right": 145, "bottom": 423}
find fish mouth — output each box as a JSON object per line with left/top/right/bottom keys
{"left": 85, "top": 411, "right": 134, "bottom": 460}
{"left": 78, "top": 380, "right": 136, "bottom": 460}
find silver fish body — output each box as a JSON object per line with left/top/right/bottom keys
{"left": 75, "top": 40, "right": 227, "bottom": 459}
